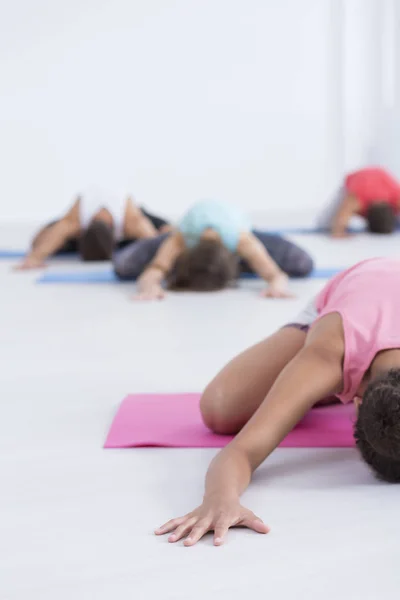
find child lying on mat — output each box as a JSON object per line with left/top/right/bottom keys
{"left": 318, "top": 167, "right": 400, "bottom": 237}
{"left": 15, "top": 190, "right": 171, "bottom": 269}
{"left": 114, "top": 199, "right": 314, "bottom": 299}
{"left": 156, "top": 257, "right": 400, "bottom": 546}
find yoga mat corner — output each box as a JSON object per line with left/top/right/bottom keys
{"left": 104, "top": 393, "right": 355, "bottom": 449}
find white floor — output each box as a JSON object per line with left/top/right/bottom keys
{"left": 2, "top": 231, "right": 400, "bottom": 600}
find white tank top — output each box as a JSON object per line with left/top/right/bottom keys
{"left": 79, "top": 188, "right": 127, "bottom": 241}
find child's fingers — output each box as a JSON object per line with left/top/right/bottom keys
{"left": 13, "top": 262, "right": 45, "bottom": 271}
{"left": 240, "top": 515, "right": 270, "bottom": 534}
{"left": 213, "top": 518, "right": 232, "bottom": 546}
{"left": 133, "top": 294, "right": 155, "bottom": 301}
{"left": 184, "top": 518, "right": 212, "bottom": 546}
{"left": 261, "top": 289, "right": 294, "bottom": 299}
{"left": 155, "top": 516, "right": 186, "bottom": 535}
{"left": 261, "top": 288, "right": 279, "bottom": 298}
{"left": 132, "top": 292, "right": 146, "bottom": 301}
{"left": 168, "top": 518, "right": 198, "bottom": 543}
{"left": 132, "top": 289, "right": 166, "bottom": 301}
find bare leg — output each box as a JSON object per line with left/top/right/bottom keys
{"left": 124, "top": 199, "right": 159, "bottom": 239}
{"left": 113, "top": 234, "right": 169, "bottom": 279}
{"left": 31, "top": 222, "right": 57, "bottom": 249}
{"left": 31, "top": 220, "right": 78, "bottom": 254}
{"left": 200, "top": 327, "right": 307, "bottom": 434}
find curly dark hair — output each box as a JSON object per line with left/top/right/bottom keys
{"left": 167, "top": 239, "right": 239, "bottom": 292}
{"left": 354, "top": 368, "right": 400, "bottom": 482}
{"left": 79, "top": 220, "right": 114, "bottom": 261}
{"left": 366, "top": 202, "right": 396, "bottom": 234}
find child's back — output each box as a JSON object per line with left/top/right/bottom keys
{"left": 179, "top": 199, "right": 251, "bottom": 251}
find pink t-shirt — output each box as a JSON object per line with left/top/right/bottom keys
{"left": 315, "top": 258, "right": 400, "bottom": 403}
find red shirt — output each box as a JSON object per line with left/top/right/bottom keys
{"left": 345, "top": 167, "right": 400, "bottom": 215}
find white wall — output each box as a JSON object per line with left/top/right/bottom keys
{"left": 343, "top": 0, "right": 393, "bottom": 171}
{"left": 0, "top": 0, "right": 394, "bottom": 221}
{"left": 368, "top": 0, "right": 400, "bottom": 181}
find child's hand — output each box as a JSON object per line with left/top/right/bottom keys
{"left": 330, "top": 230, "right": 351, "bottom": 239}
{"left": 155, "top": 496, "right": 269, "bottom": 546}
{"left": 261, "top": 273, "right": 293, "bottom": 299}
{"left": 13, "top": 256, "right": 46, "bottom": 271}
{"left": 132, "top": 284, "right": 166, "bottom": 301}
{"left": 159, "top": 224, "right": 173, "bottom": 234}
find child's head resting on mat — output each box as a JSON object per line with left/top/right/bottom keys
{"left": 79, "top": 220, "right": 114, "bottom": 261}
{"left": 167, "top": 239, "right": 238, "bottom": 292}
{"left": 355, "top": 368, "right": 400, "bottom": 482}
{"left": 366, "top": 202, "right": 396, "bottom": 234}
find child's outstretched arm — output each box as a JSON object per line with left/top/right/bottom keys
{"left": 15, "top": 201, "right": 80, "bottom": 270}
{"left": 330, "top": 195, "right": 360, "bottom": 238}
{"left": 237, "top": 232, "right": 291, "bottom": 298}
{"left": 133, "top": 232, "right": 183, "bottom": 301}
{"left": 156, "top": 315, "right": 344, "bottom": 546}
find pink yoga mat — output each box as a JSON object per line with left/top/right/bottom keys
{"left": 104, "top": 393, "right": 356, "bottom": 449}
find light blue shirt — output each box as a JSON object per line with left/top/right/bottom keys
{"left": 178, "top": 200, "right": 251, "bottom": 252}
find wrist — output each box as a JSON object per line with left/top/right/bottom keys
{"left": 138, "top": 278, "right": 160, "bottom": 291}
{"left": 27, "top": 252, "right": 43, "bottom": 263}
{"left": 139, "top": 269, "right": 163, "bottom": 286}
{"left": 144, "top": 265, "right": 165, "bottom": 281}
{"left": 203, "top": 489, "right": 239, "bottom": 503}
{"left": 270, "top": 271, "right": 286, "bottom": 283}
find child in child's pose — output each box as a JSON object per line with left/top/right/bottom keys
{"left": 319, "top": 167, "right": 400, "bottom": 237}
{"left": 114, "top": 199, "right": 314, "bottom": 299}
{"left": 156, "top": 257, "right": 400, "bottom": 546}
{"left": 16, "top": 189, "right": 170, "bottom": 269}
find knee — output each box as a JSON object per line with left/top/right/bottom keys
{"left": 113, "top": 255, "right": 128, "bottom": 280}
{"left": 112, "top": 250, "right": 137, "bottom": 280}
{"left": 297, "top": 252, "right": 314, "bottom": 277}
{"left": 286, "top": 250, "right": 314, "bottom": 278}
{"left": 200, "top": 383, "right": 238, "bottom": 435}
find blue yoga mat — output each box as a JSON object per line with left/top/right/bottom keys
{"left": 0, "top": 250, "right": 78, "bottom": 260}
{"left": 268, "top": 226, "right": 363, "bottom": 235}
{"left": 0, "top": 249, "right": 26, "bottom": 258}
{"left": 38, "top": 270, "right": 121, "bottom": 283}
{"left": 37, "top": 267, "right": 341, "bottom": 284}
